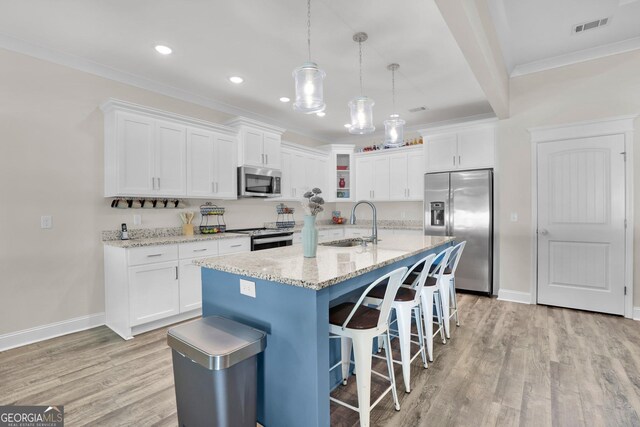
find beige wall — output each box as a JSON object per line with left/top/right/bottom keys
{"left": 0, "top": 48, "right": 329, "bottom": 335}
{"left": 496, "top": 50, "right": 640, "bottom": 306}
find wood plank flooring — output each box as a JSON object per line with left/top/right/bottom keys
{"left": 2, "top": 294, "right": 640, "bottom": 426}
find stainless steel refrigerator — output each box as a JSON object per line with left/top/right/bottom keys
{"left": 424, "top": 169, "right": 493, "bottom": 295}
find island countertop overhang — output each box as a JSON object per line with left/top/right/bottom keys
{"left": 194, "top": 235, "right": 455, "bottom": 290}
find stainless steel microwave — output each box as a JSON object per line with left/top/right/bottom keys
{"left": 238, "top": 166, "right": 281, "bottom": 198}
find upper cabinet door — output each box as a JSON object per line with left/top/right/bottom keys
{"left": 213, "top": 135, "right": 237, "bottom": 199}
{"left": 426, "top": 134, "right": 457, "bottom": 172}
{"left": 186, "top": 128, "right": 215, "bottom": 198}
{"left": 290, "top": 152, "right": 307, "bottom": 198}
{"left": 389, "top": 153, "right": 408, "bottom": 200}
{"left": 155, "top": 121, "right": 187, "bottom": 196}
{"left": 372, "top": 156, "right": 390, "bottom": 200}
{"left": 355, "top": 157, "right": 373, "bottom": 200}
{"left": 263, "top": 132, "right": 281, "bottom": 169}
{"left": 243, "top": 129, "right": 264, "bottom": 167}
{"left": 117, "top": 113, "right": 155, "bottom": 195}
{"left": 407, "top": 152, "right": 425, "bottom": 200}
{"left": 279, "top": 151, "right": 293, "bottom": 199}
{"left": 457, "top": 127, "right": 495, "bottom": 170}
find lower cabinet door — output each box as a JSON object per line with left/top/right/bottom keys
{"left": 179, "top": 259, "right": 203, "bottom": 313}
{"left": 129, "top": 261, "right": 180, "bottom": 326}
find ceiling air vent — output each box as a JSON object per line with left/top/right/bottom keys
{"left": 573, "top": 17, "right": 610, "bottom": 34}
{"left": 408, "top": 106, "right": 428, "bottom": 113}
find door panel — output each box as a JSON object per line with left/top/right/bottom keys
{"left": 372, "top": 156, "right": 390, "bottom": 200}
{"left": 186, "top": 129, "right": 215, "bottom": 197}
{"left": 244, "top": 129, "right": 264, "bottom": 167}
{"left": 451, "top": 170, "right": 492, "bottom": 293}
{"left": 214, "top": 135, "right": 237, "bottom": 198}
{"left": 457, "top": 128, "right": 495, "bottom": 169}
{"left": 355, "top": 157, "right": 373, "bottom": 200}
{"left": 179, "top": 259, "right": 203, "bottom": 313}
{"left": 155, "top": 121, "right": 186, "bottom": 196}
{"left": 537, "top": 135, "right": 625, "bottom": 315}
{"left": 389, "top": 153, "right": 408, "bottom": 199}
{"left": 129, "top": 262, "right": 180, "bottom": 326}
{"left": 407, "top": 153, "right": 424, "bottom": 200}
{"left": 117, "top": 113, "right": 154, "bottom": 195}
{"left": 426, "top": 134, "right": 457, "bottom": 172}
{"left": 263, "top": 133, "right": 281, "bottom": 168}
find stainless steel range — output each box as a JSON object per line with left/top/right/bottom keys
{"left": 227, "top": 228, "right": 294, "bottom": 251}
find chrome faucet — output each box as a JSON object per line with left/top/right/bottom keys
{"left": 349, "top": 200, "right": 378, "bottom": 244}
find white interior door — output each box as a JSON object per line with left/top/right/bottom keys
{"left": 537, "top": 134, "right": 626, "bottom": 315}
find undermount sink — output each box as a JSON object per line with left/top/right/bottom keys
{"left": 320, "top": 239, "right": 370, "bottom": 248}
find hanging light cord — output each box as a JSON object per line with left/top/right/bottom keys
{"left": 391, "top": 67, "right": 396, "bottom": 115}
{"left": 358, "top": 40, "right": 364, "bottom": 95}
{"left": 307, "top": 0, "right": 312, "bottom": 62}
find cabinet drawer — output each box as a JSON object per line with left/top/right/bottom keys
{"left": 327, "top": 228, "right": 344, "bottom": 238}
{"left": 219, "top": 238, "right": 250, "bottom": 254}
{"left": 179, "top": 240, "right": 219, "bottom": 259}
{"left": 128, "top": 244, "right": 179, "bottom": 266}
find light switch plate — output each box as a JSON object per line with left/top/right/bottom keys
{"left": 240, "top": 279, "right": 256, "bottom": 298}
{"left": 41, "top": 215, "right": 52, "bottom": 229}
{"left": 510, "top": 212, "right": 518, "bottom": 222}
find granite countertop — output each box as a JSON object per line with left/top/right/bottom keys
{"left": 195, "top": 235, "right": 454, "bottom": 290}
{"left": 103, "top": 232, "right": 248, "bottom": 248}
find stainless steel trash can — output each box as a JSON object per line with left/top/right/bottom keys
{"left": 167, "top": 316, "right": 266, "bottom": 427}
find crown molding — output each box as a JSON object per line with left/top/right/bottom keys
{"left": 0, "top": 33, "right": 332, "bottom": 144}
{"left": 528, "top": 114, "right": 638, "bottom": 143}
{"left": 225, "top": 116, "right": 286, "bottom": 135}
{"left": 511, "top": 36, "right": 640, "bottom": 77}
{"left": 100, "top": 98, "right": 239, "bottom": 136}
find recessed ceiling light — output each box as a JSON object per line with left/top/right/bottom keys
{"left": 279, "top": 97, "right": 290, "bottom": 103}
{"left": 229, "top": 76, "right": 244, "bottom": 84}
{"left": 154, "top": 45, "right": 172, "bottom": 55}
{"left": 344, "top": 123, "right": 351, "bottom": 128}
{"left": 316, "top": 112, "right": 326, "bottom": 117}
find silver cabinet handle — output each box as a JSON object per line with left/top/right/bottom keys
{"left": 407, "top": 188, "right": 410, "bottom": 198}
{"left": 152, "top": 177, "right": 155, "bottom": 190}
{"left": 458, "top": 155, "right": 461, "bottom": 165}
{"left": 453, "top": 156, "right": 456, "bottom": 166}
{"left": 157, "top": 177, "right": 160, "bottom": 189}
{"left": 230, "top": 244, "right": 242, "bottom": 248}
{"left": 261, "top": 153, "right": 265, "bottom": 164}
{"left": 193, "top": 248, "right": 207, "bottom": 252}
{"left": 147, "top": 254, "right": 162, "bottom": 257}
{"left": 265, "top": 154, "right": 268, "bottom": 164}
{"left": 175, "top": 266, "right": 178, "bottom": 280}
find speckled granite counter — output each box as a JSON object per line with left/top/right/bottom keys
{"left": 195, "top": 234, "right": 453, "bottom": 290}
{"left": 103, "top": 232, "right": 245, "bottom": 248}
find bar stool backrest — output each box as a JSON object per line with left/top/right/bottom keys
{"left": 405, "top": 253, "right": 437, "bottom": 305}
{"left": 446, "top": 241, "right": 467, "bottom": 275}
{"left": 340, "top": 266, "right": 408, "bottom": 330}
{"left": 430, "top": 246, "right": 454, "bottom": 284}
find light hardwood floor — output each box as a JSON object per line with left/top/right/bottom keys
{"left": 2, "top": 294, "right": 640, "bottom": 426}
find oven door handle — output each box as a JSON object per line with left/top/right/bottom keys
{"left": 253, "top": 236, "right": 293, "bottom": 244}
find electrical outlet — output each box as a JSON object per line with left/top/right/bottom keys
{"left": 510, "top": 212, "right": 518, "bottom": 222}
{"left": 41, "top": 215, "right": 52, "bottom": 229}
{"left": 133, "top": 214, "right": 142, "bottom": 226}
{"left": 240, "top": 279, "right": 256, "bottom": 298}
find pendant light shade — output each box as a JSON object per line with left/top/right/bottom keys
{"left": 293, "top": 62, "right": 326, "bottom": 113}
{"left": 348, "top": 32, "right": 375, "bottom": 134}
{"left": 293, "top": 0, "right": 326, "bottom": 114}
{"left": 348, "top": 96, "right": 375, "bottom": 134}
{"left": 384, "top": 63, "right": 405, "bottom": 147}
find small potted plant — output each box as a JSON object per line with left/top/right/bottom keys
{"left": 301, "top": 188, "right": 324, "bottom": 258}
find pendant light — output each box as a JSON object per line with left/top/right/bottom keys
{"left": 384, "top": 63, "right": 405, "bottom": 147}
{"left": 292, "top": 0, "right": 326, "bottom": 114}
{"left": 348, "top": 32, "right": 375, "bottom": 134}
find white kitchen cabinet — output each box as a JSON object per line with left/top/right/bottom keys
{"left": 104, "top": 236, "right": 250, "bottom": 339}
{"left": 277, "top": 142, "right": 330, "bottom": 201}
{"left": 388, "top": 148, "right": 424, "bottom": 200}
{"left": 102, "top": 99, "right": 239, "bottom": 198}
{"left": 129, "top": 261, "right": 180, "bottom": 327}
{"left": 186, "top": 129, "right": 238, "bottom": 199}
{"left": 355, "top": 155, "right": 390, "bottom": 200}
{"left": 155, "top": 120, "right": 187, "bottom": 196}
{"left": 423, "top": 123, "right": 495, "bottom": 172}
{"left": 179, "top": 259, "right": 203, "bottom": 313}
{"left": 227, "top": 117, "right": 284, "bottom": 169}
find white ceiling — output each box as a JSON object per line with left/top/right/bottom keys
{"left": 489, "top": 0, "right": 640, "bottom": 76}
{"left": 0, "top": 0, "right": 493, "bottom": 142}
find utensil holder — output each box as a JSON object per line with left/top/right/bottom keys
{"left": 183, "top": 224, "right": 194, "bottom": 236}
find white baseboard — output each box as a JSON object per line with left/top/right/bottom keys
{"left": 0, "top": 313, "right": 105, "bottom": 352}
{"left": 633, "top": 307, "right": 640, "bottom": 321}
{"left": 497, "top": 289, "right": 532, "bottom": 305}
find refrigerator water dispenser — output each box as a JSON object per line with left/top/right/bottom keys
{"left": 430, "top": 202, "right": 445, "bottom": 226}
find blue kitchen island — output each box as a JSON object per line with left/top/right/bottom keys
{"left": 195, "top": 234, "right": 454, "bottom": 427}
